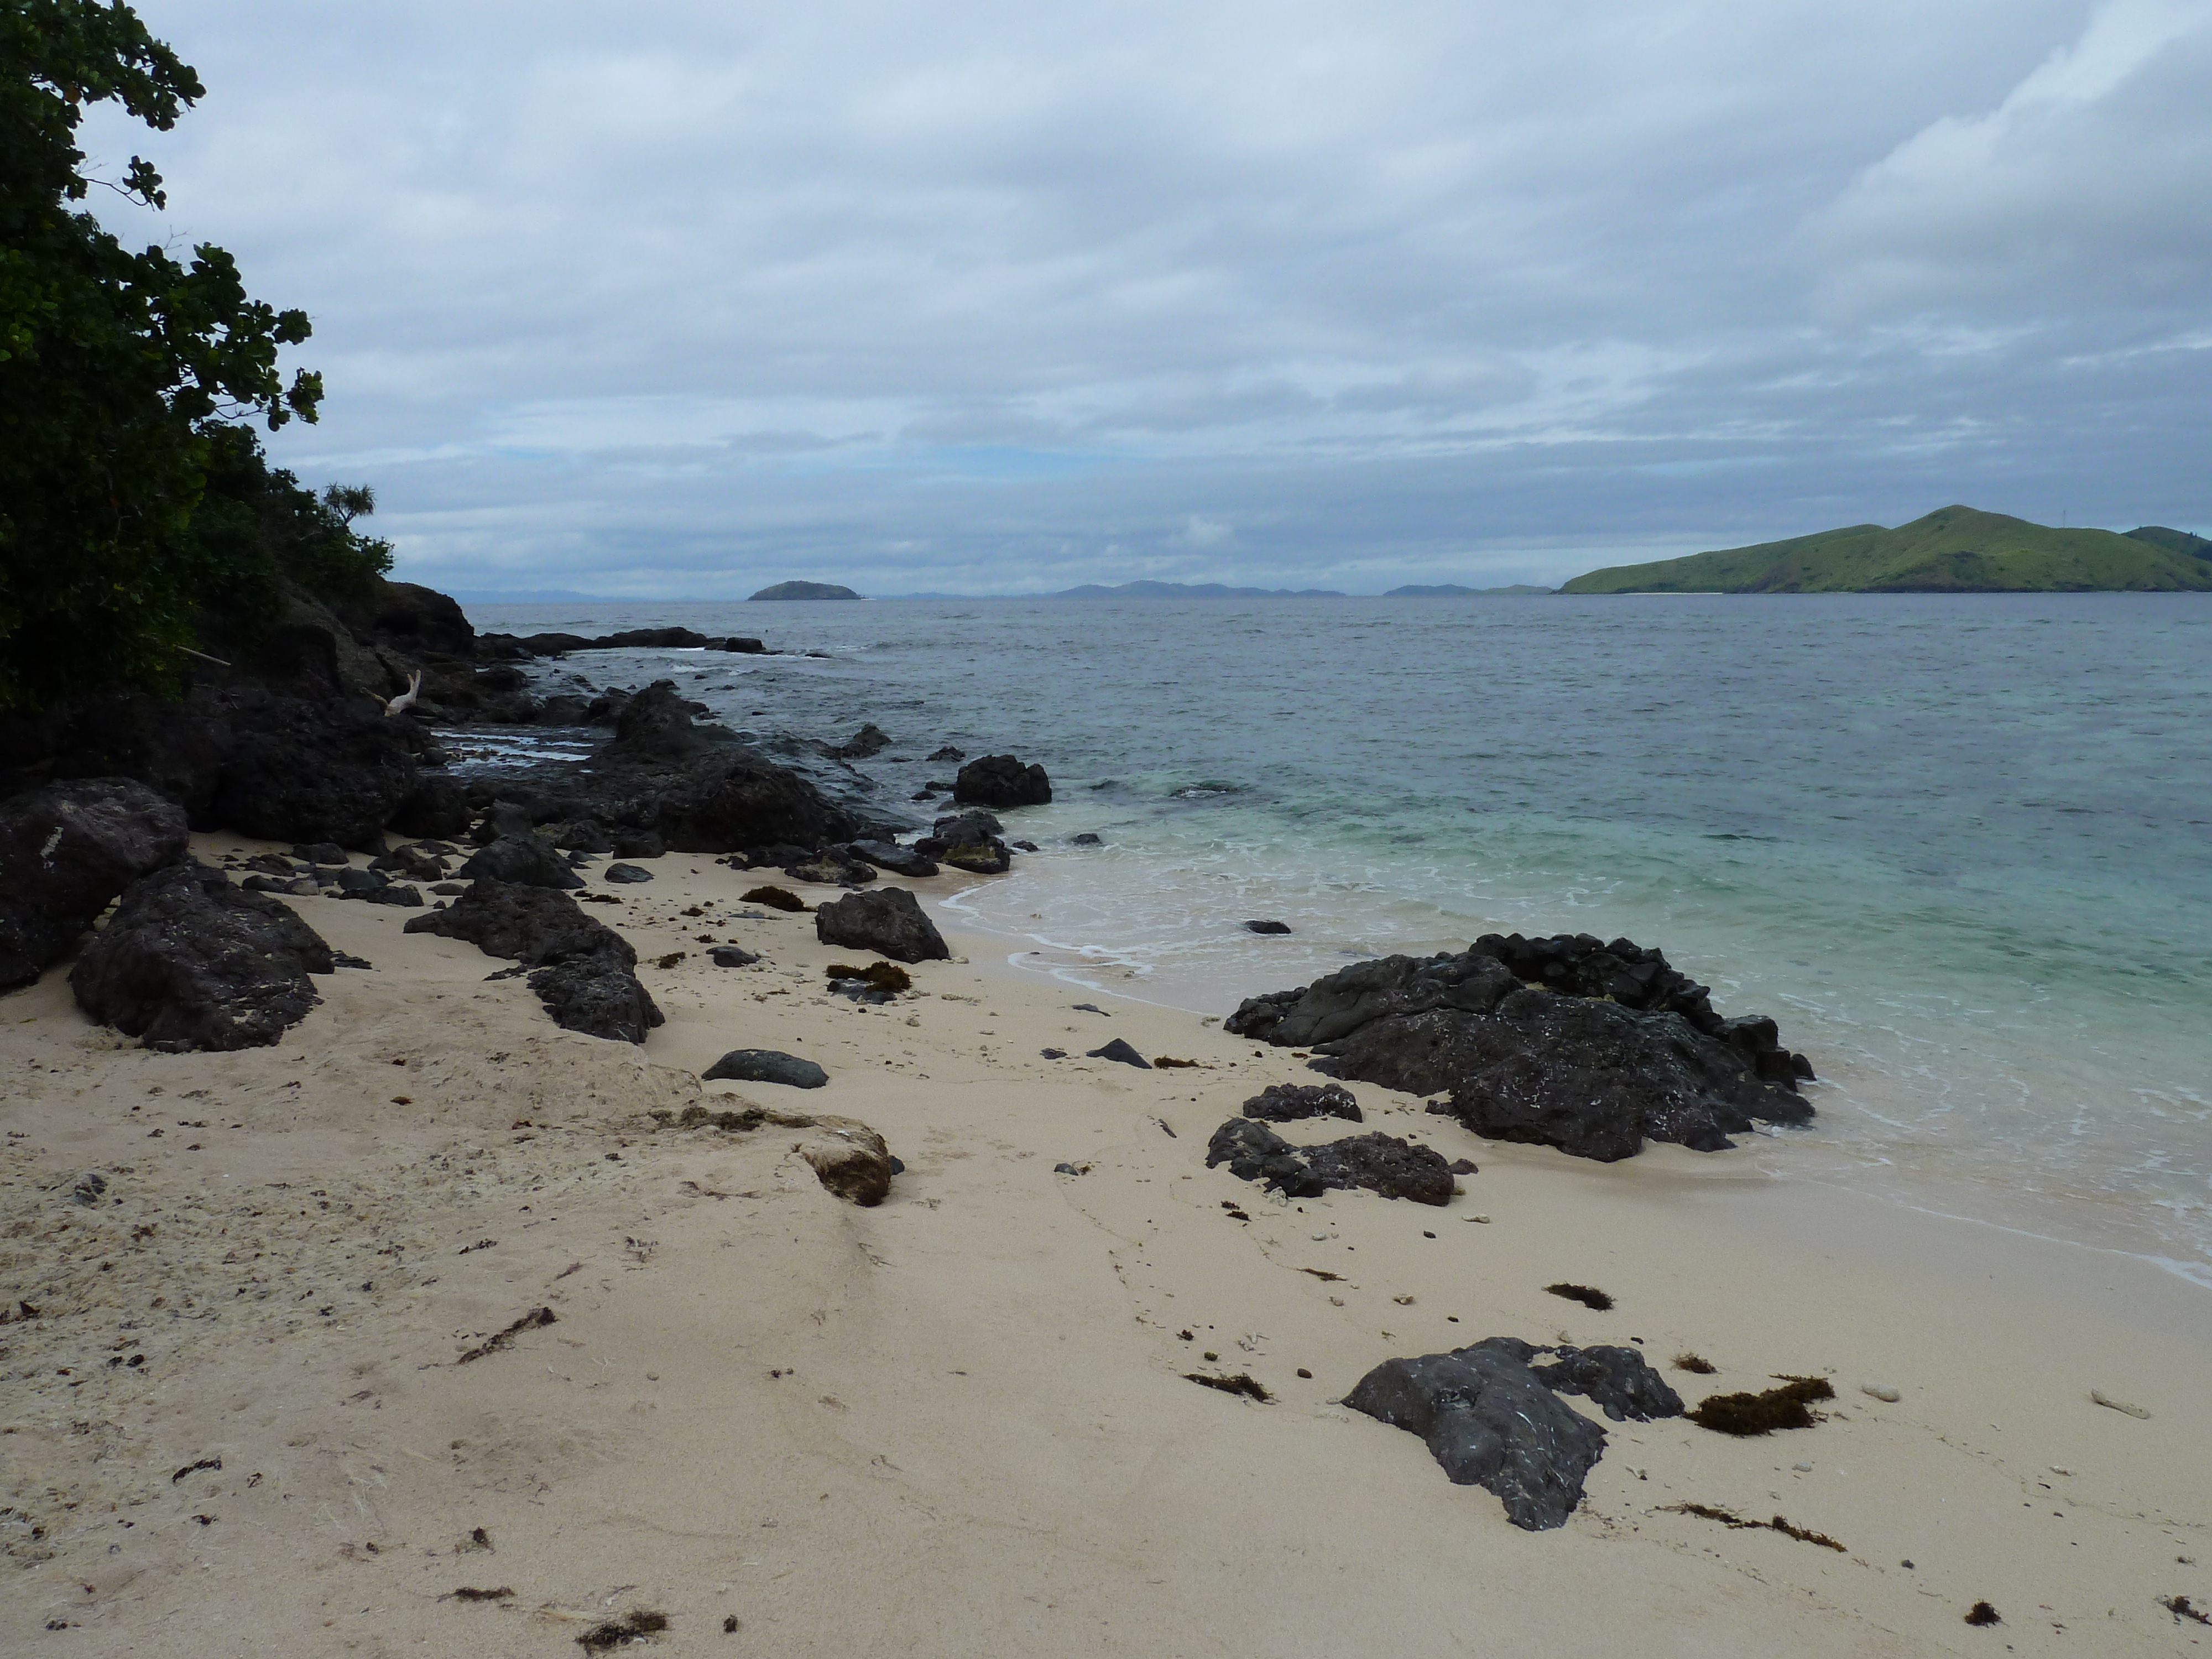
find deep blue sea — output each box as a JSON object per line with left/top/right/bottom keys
{"left": 462, "top": 594, "right": 2212, "bottom": 1284}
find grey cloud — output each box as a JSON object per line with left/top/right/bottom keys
{"left": 74, "top": 0, "right": 2212, "bottom": 594}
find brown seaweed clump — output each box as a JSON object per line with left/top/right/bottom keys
{"left": 578, "top": 1609, "right": 671, "bottom": 1650}
{"left": 1672, "top": 1352, "right": 1718, "bottom": 1374}
{"left": 1185, "top": 1372, "right": 1272, "bottom": 1401}
{"left": 1688, "top": 1374, "right": 1835, "bottom": 1436}
{"left": 1964, "top": 1602, "right": 2002, "bottom": 1627}
{"left": 1545, "top": 1282, "right": 1614, "bottom": 1311}
{"left": 1663, "top": 1503, "right": 1845, "bottom": 1552}
{"left": 742, "top": 885, "right": 807, "bottom": 912}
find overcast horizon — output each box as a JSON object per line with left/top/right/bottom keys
{"left": 82, "top": 0, "right": 2212, "bottom": 597}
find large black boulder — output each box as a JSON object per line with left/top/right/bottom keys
{"left": 604, "top": 679, "right": 731, "bottom": 760}
{"left": 70, "top": 862, "right": 335, "bottom": 1051}
{"left": 702, "top": 1048, "right": 828, "bottom": 1089}
{"left": 652, "top": 754, "right": 862, "bottom": 853}
{"left": 953, "top": 754, "right": 1051, "bottom": 808}
{"left": 207, "top": 691, "right": 421, "bottom": 848}
{"left": 1241, "top": 1082, "right": 1363, "bottom": 1123}
{"left": 404, "top": 878, "right": 662, "bottom": 1044}
{"left": 0, "top": 779, "right": 189, "bottom": 989}
{"left": 1205, "top": 1119, "right": 1455, "bottom": 1204}
{"left": 814, "top": 887, "right": 950, "bottom": 963}
{"left": 458, "top": 833, "right": 586, "bottom": 890}
{"left": 1225, "top": 935, "right": 1813, "bottom": 1162}
{"left": 1345, "top": 1338, "right": 1610, "bottom": 1530}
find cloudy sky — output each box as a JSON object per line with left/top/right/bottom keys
{"left": 84, "top": 0, "right": 2212, "bottom": 595}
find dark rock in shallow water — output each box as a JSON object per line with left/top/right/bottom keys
{"left": 1069, "top": 832, "right": 1102, "bottom": 846}
{"left": 0, "top": 779, "right": 189, "bottom": 989}
{"left": 926, "top": 746, "right": 964, "bottom": 763}
{"left": 1087, "top": 1037, "right": 1151, "bottom": 1068}
{"left": 1244, "top": 919, "right": 1292, "bottom": 935}
{"left": 404, "top": 878, "right": 661, "bottom": 1043}
{"left": 1205, "top": 1119, "right": 1454, "bottom": 1204}
{"left": 703, "top": 1048, "right": 828, "bottom": 1089}
{"left": 70, "top": 862, "right": 334, "bottom": 1051}
{"left": 459, "top": 834, "right": 585, "bottom": 890}
{"left": 1344, "top": 1337, "right": 1610, "bottom": 1530}
{"left": 814, "top": 887, "right": 950, "bottom": 962}
{"left": 937, "top": 839, "right": 1011, "bottom": 875}
{"left": 954, "top": 754, "right": 1051, "bottom": 808}
{"left": 848, "top": 838, "right": 938, "bottom": 878}
{"left": 826, "top": 723, "right": 890, "bottom": 760}
{"left": 1527, "top": 1344, "right": 1684, "bottom": 1423}
{"left": 1241, "top": 1081, "right": 1363, "bottom": 1123}
{"left": 603, "top": 863, "right": 653, "bottom": 884}
{"left": 1225, "top": 935, "right": 1813, "bottom": 1162}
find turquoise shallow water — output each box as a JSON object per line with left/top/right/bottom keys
{"left": 465, "top": 593, "right": 2212, "bottom": 1281}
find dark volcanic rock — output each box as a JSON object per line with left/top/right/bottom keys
{"left": 926, "top": 746, "right": 964, "bottom": 763}
{"left": 394, "top": 779, "right": 471, "bottom": 845}
{"left": 525, "top": 957, "right": 662, "bottom": 1042}
{"left": 1225, "top": 936, "right": 1813, "bottom": 1162}
{"left": 953, "top": 754, "right": 1051, "bottom": 808}
{"left": 207, "top": 692, "right": 420, "bottom": 849}
{"left": 603, "top": 863, "right": 653, "bottom": 884}
{"left": 813, "top": 887, "right": 950, "bottom": 963}
{"left": 1086, "top": 1037, "right": 1151, "bottom": 1068}
{"left": 937, "top": 839, "right": 1011, "bottom": 875}
{"left": 784, "top": 853, "right": 875, "bottom": 888}
{"left": 0, "top": 779, "right": 190, "bottom": 989}
{"left": 708, "top": 945, "right": 761, "bottom": 967}
{"left": 1527, "top": 1345, "right": 1684, "bottom": 1423}
{"left": 826, "top": 723, "right": 890, "bottom": 760}
{"left": 404, "top": 878, "right": 628, "bottom": 965}
{"left": 703, "top": 1048, "right": 828, "bottom": 1089}
{"left": 404, "top": 878, "right": 661, "bottom": 1043}
{"left": 604, "top": 680, "right": 729, "bottom": 760}
{"left": 1344, "top": 1337, "right": 1609, "bottom": 1530}
{"left": 849, "top": 839, "right": 939, "bottom": 878}
{"left": 70, "top": 862, "right": 334, "bottom": 1051}
{"left": 1205, "top": 1119, "right": 1454, "bottom": 1204}
{"left": 1240, "top": 1082, "right": 1363, "bottom": 1123}
{"left": 458, "top": 834, "right": 586, "bottom": 890}
{"left": 1244, "top": 919, "right": 1292, "bottom": 934}
{"left": 651, "top": 753, "right": 861, "bottom": 853}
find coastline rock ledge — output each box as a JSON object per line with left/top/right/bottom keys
{"left": 1225, "top": 931, "right": 1814, "bottom": 1161}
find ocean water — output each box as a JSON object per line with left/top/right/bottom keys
{"left": 464, "top": 594, "right": 2212, "bottom": 1283}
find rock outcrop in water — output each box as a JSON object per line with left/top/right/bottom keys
{"left": 1225, "top": 932, "right": 1812, "bottom": 1161}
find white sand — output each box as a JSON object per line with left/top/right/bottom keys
{"left": 3, "top": 840, "right": 2207, "bottom": 1655}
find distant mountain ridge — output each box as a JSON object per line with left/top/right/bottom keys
{"left": 1385, "top": 582, "right": 1554, "bottom": 596}
{"left": 1560, "top": 507, "right": 2212, "bottom": 594}
{"left": 1051, "top": 580, "right": 1345, "bottom": 598}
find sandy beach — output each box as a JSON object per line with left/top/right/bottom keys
{"left": 4, "top": 839, "right": 2208, "bottom": 1657}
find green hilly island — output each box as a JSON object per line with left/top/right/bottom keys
{"left": 1560, "top": 507, "right": 2212, "bottom": 594}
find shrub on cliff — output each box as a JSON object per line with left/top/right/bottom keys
{"left": 0, "top": 1, "right": 383, "bottom": 711}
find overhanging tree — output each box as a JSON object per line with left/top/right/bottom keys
{"left": 0, "top": 0, "right": 360, "bottom": 711}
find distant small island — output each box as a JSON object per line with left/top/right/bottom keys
{"left": 1386, "top": 583, "right": 1555, "bottom": 597}
{"left": 1561, "top": 506, "right": 2212, "bottom": 594}
{"left": 1052, "top": 580, "right": 1345, "bottom": 598}
{"left": 749, "top": 581, "right": 862, "bottom": 601}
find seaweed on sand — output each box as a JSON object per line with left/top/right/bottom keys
{"left": 1545, "top": 1283, "right": 1614, "bottom": 1311}
{"left": 1687, "top": 1374, "right": 1835, "bottom": 1435}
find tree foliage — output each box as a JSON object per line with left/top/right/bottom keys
{"left": 0, "top": 0, "right": 378, "bottom": 711}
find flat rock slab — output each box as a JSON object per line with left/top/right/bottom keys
{"left": 1241, "top": 1082, "right": 1363, "bottom": 1123}
{"left": 1087, "top": 1037, "right": 1151, "bottom": 1068}
{"left": 1206, "top": 1118, "right": 1454, "bottom": 1204}
{"left": 1344, "top": 1338, "right": 1610, "bottom": 1530}
{"left": 704, "top": 1048, "right": 829, "bottom": 1089}
{"left": 70, "top": 862, "right": 335, "bottom": 1052}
